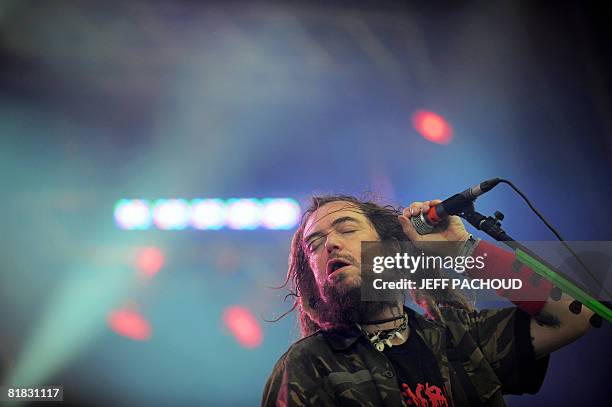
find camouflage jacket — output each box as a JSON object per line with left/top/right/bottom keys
{"left": 261, "top": 306, "right": 549, "bottom": 406}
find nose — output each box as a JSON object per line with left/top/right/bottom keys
{"left": 324, "top": 231, "right": 343, "bottom": 253}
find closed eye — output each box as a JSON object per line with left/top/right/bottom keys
{"left": 305, "top": 225, "right": 358, "bottom": 252}
{"left": 307, "top": 237, "right": 323, "bottom": 252}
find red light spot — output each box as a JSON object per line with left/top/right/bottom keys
{"left": 412, "top": 110, "right": 453, "bottom": 144}
{"left": 222, "top": 306, "right": 263, "bottom": 348}
{"left": 136, "top": 247, "right": 164, "bottom": 278}
{"left": 108, "top": 309, "right": 151, "bottom": 341}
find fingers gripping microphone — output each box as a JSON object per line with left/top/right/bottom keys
{"left": 410, "top": 178, "right": 501, "bottom": 235}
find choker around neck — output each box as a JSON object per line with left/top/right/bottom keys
{"left": 360, "top": 313, "right": 405, "bottom": 326}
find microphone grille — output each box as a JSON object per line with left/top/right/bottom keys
{"left": 410, "top": 212, "right": 436, "bottom": 235}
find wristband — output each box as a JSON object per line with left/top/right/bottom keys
{"left": 468, "top": 240, "right": 553, "bottom": 315}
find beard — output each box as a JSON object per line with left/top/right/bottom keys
{"left": 316, "top": 279, "right": 403, "bottom": 330}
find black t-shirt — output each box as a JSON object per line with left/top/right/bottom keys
{"left": 383, "top": 329, "right": 450, "bottom": 406}
{"left": 383, "top": 309, "right": 545, "bottom": 407}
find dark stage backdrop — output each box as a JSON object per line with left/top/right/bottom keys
{"left": 1, "top": 1, "right": 610, "bottom": 405}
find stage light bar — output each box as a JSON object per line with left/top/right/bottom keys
{"left": 114, "top": 198, "right": 301, "bottom": 230}
{"left": 152, "top": 199, "right": 190, "bottom": 230}
{"left": 226, "top": 198, "right": 262, "bottom": 230}
{"left": 261, "top": 198, "right": 301, "bottom": 230}
{"left": 190, "top": 199, "right": 226, "bottom": 230}
{"left": 114, "top": 199, "right": 152, "bottom": 230}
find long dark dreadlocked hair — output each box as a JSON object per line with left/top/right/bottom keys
{"left": 277, "top": 194, "right": 474, "bottom": 337}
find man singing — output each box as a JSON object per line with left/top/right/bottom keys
{"left": 262, "top": 195, "right": 594, "bottom": 406}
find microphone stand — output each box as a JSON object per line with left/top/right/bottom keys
{"left": 459, "top": 204, "right": 612, "bottom": 324}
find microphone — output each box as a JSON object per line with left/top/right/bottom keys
{"left": 410, "top": 178, "right": 501, "bottom": 235}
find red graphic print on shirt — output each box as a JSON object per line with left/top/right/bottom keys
{"left": 400, "top": 382, "right": 449, "bottom": 407}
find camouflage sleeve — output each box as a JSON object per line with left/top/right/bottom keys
{"left": 261, "top": 351, "right": 336, "bottom": 407}
{"left": 467, "top": 307, "right": 549, "bottom": 395}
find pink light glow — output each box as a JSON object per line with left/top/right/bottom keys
{"left": 108, "top": 309, "right": 152, "bottom": 341}
{"left": 135, "top": 247, "right": 165, "bottom": 278}
{"left": 412, "top": 110, "right": 453, "bottom": 144}
{"left": 222, "top": 306, "right": 263, "bottom": 348}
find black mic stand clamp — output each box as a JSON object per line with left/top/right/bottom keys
{"left": 460, "top": 204, "right": 515, "bottom": 247}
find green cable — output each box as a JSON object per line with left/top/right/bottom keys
{"left": 515, "top": 249, "right": 612, "bottom": 323}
